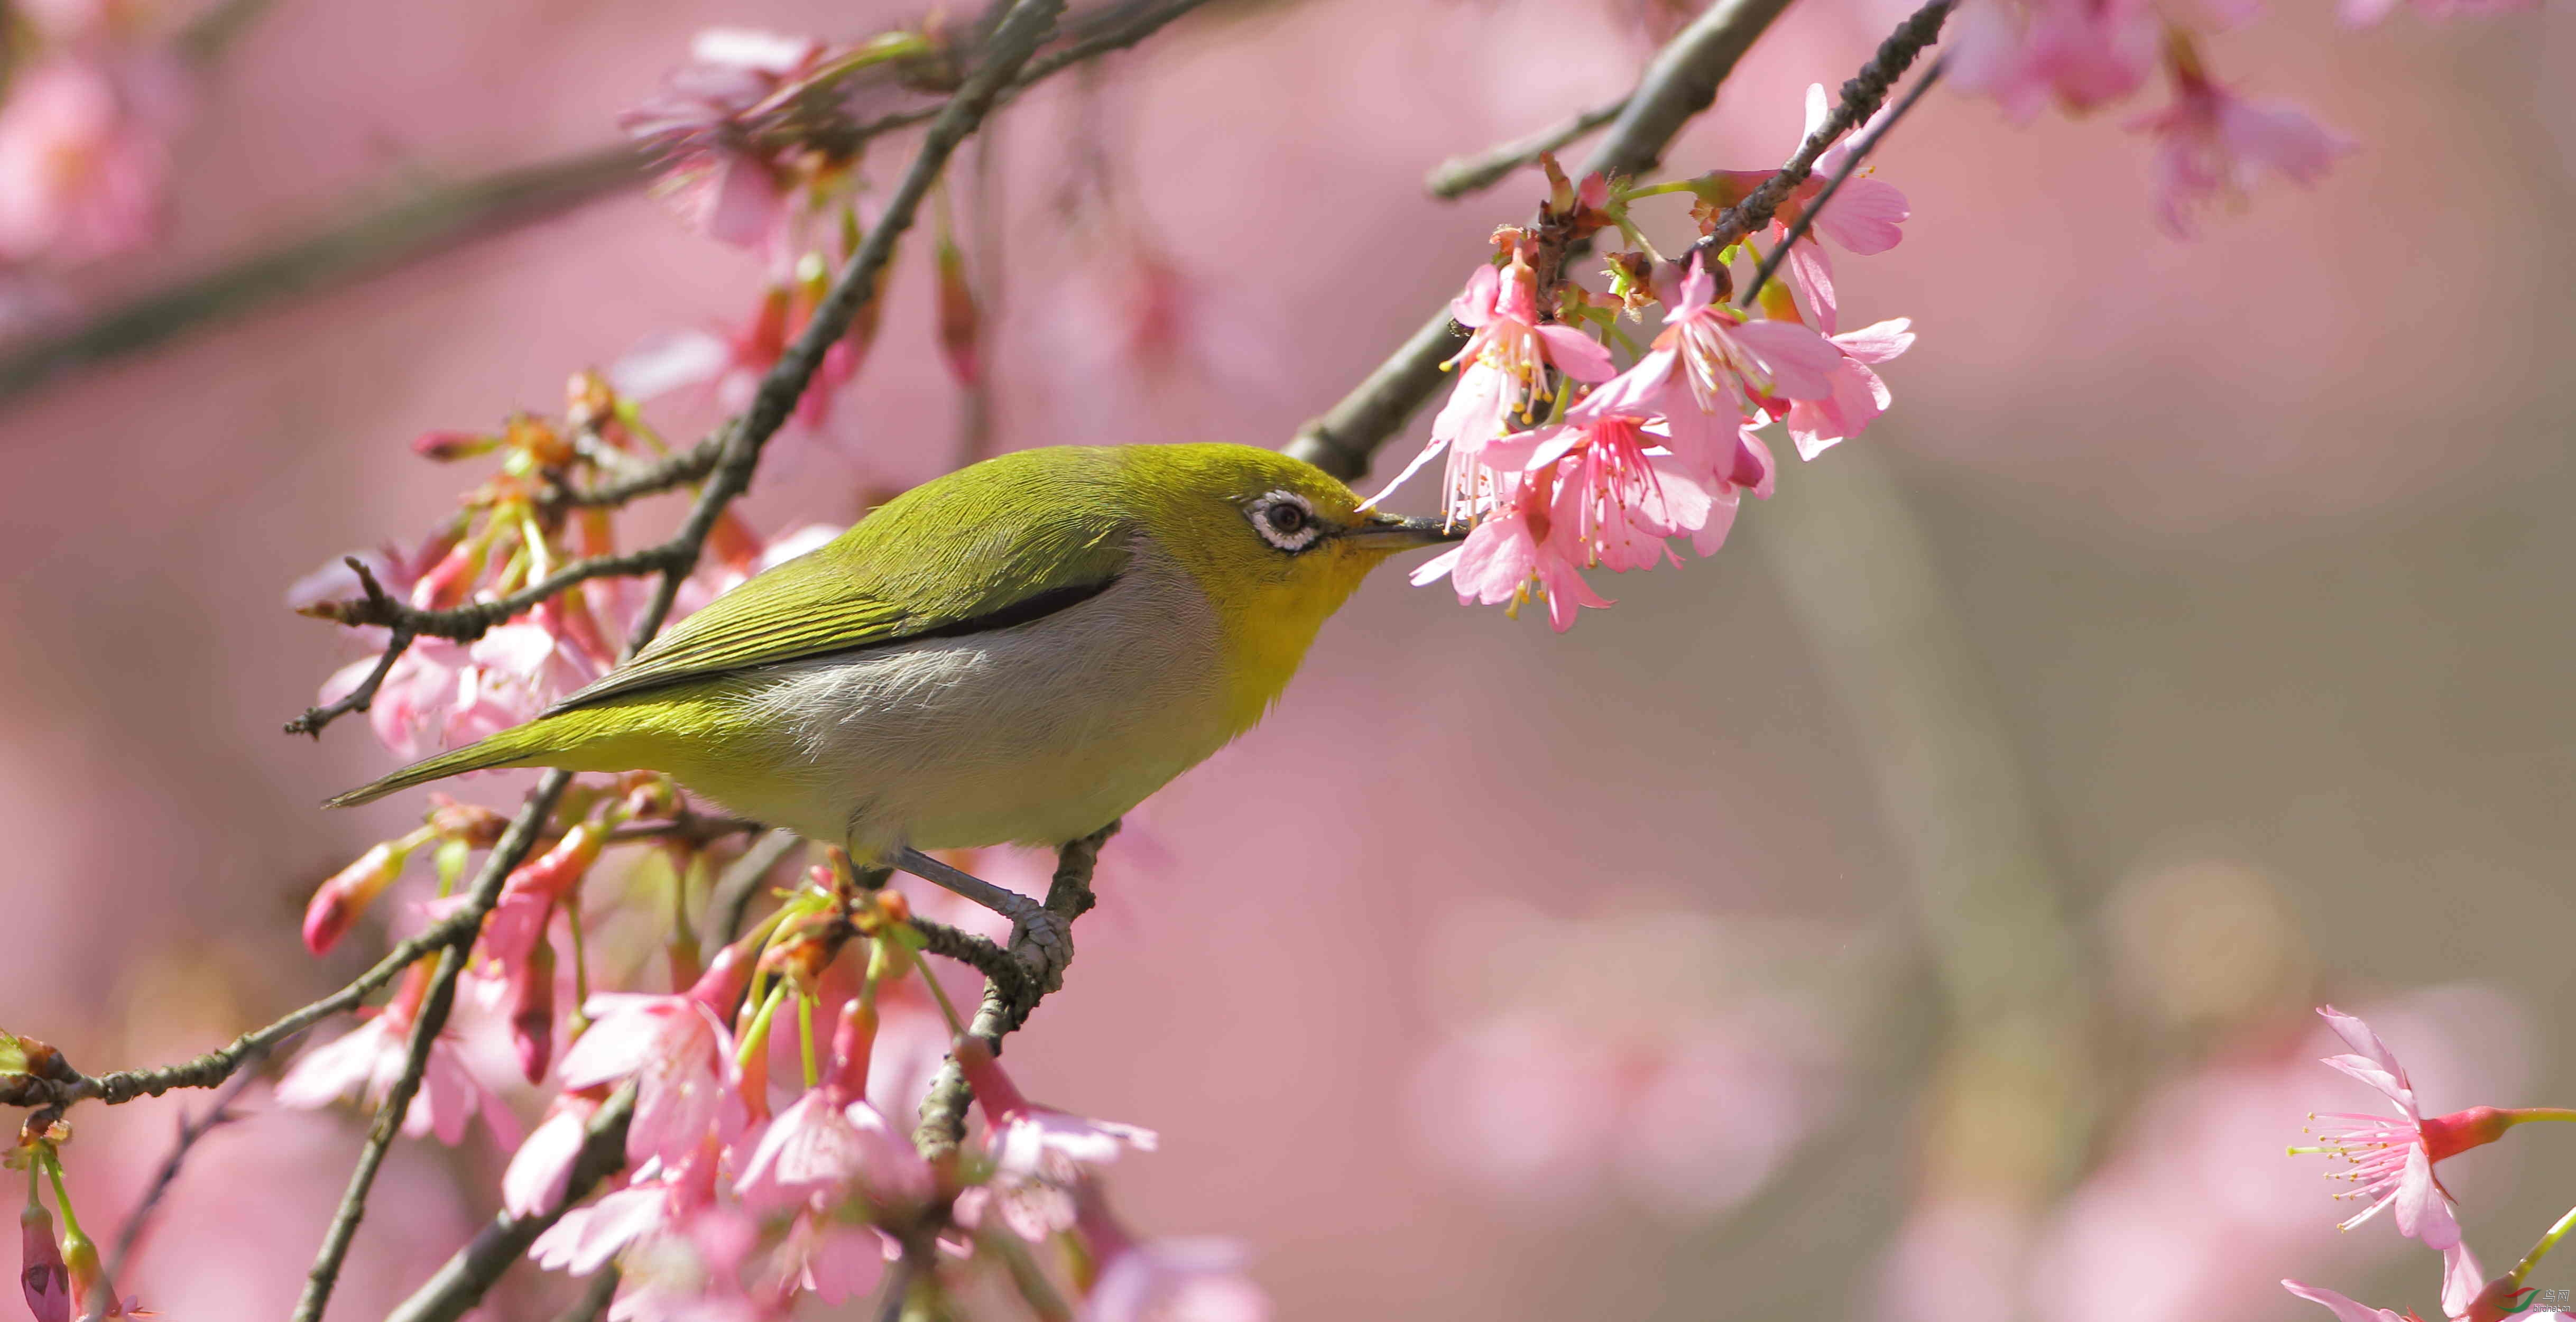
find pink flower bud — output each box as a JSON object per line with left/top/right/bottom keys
{"left": 829, "top": 995, "right": 878, "bottom": 1099}
{"left": 409, "top": 430, "right": 495, "bottom": 463}
{"left": 57, "top": 1225, "right": 98, "bottom": 1318}
{"left": 303, "top": 840, "right": 408, "bottom": 955}
{"left": 21, "top": 1201, "right": 67, "bottom": 1322}
{"left": 687, "top": 939, "right": 754, "bottom": 1016}
{"left": 511, "top": 939, "right": 556, "bottom": 1085}
{"left": 951, "top": 1036, "right": 1030, "bottom": 1123}
{"left": 506, "top": 822, "right": 604, "bottom": 905}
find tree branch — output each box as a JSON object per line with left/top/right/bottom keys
{"left": 1282, "top": 0, "right": 1796, "bottom": 480}
{"left": 912, "top": 824, "right": 1112, "bottom": 1160}
{"left": 376, "top": 1088, "right": 636, "bottom": 1322}
{"left": 0, "top": 145, "right": 651, "bottom": 402}
{"left": 293, "top": 6, "right": 1071, "bottom": 1317}
{"left": 291, "top": 770, "right": 574, "bottom": 1322}
{"left": 1426, "top": 97, "right": 1630, "bottom": 200}
{"left": 1683, "top": 0, "right": 1951, "bottom": 267}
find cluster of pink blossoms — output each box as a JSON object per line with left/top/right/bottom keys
{"left": 2282, "top": 1006, "right": 2576, "bottom": 1322}
{"left": 1386, "top": 92, "right": 1914, "bottom": 631}
{"left": 1944, "top": 0, "right": 2383, "bottom": 235}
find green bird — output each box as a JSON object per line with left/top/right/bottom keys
{"left": 330, "top": 442, "right": 1457, "bottom": 908}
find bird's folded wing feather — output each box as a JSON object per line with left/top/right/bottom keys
{"left": 547, "top": 495, "right": 1134, "bottom": 713}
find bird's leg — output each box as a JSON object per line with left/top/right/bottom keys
{"left": 891, "top": 847, "right": 1070, "bottom": 977}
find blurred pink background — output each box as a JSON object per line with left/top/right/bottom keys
{"left": 1, "top": 0, "right": 2572, "bottom": 1316}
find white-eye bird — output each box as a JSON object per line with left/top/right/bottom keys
{"left": 329, "top": 443, "right": 1457, "bottom": 908}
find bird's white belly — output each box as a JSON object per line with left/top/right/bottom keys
{"left": 710, "top": 548, "right": 1233, "bottom": 855}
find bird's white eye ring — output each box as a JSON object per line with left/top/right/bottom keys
{"left": 1246, "top": 491, "right": 1323, "bottom": 552}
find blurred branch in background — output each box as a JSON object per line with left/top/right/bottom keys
{"left": 0, "top": 143, "right": 650, "bottom": 403}
{"left": 0, "top": 0, "right": 1231, "bottom": 407}
{"left": 1751, "top": 446, "right": 2097, "bottom": 1312}
{"left": 1426, "top": 96, "right": 1629, "bottom": 200}
{"left": 1288, "top": 0, "right": 1818, "bottom": 479}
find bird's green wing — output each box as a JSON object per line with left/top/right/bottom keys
{"left": 548, "top": 449, "right": 1139, "bottom": 713}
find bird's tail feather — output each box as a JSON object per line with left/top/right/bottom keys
{"left": 324, "top": 726, "right": 552, "bottom": 808}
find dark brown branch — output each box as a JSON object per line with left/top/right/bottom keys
{"left": 292, "top": 771, "right": 575, "bottom": 1322}
{"left": 303, "top": 7, "right": 1072, "bottom": 1317}
{"left": 1282, "top": 0, "right": 1797, "bottom": 480}
{"left": 380, "top": 1087, "right": 637, "bottom": 1322}
{"left": 0, "top": 145, "right": 650, "bottom": 402}
{"left": 1739, "top": 55, "right": 1944, "bottom": 306}
{"left": 1427, "top": 97, "right": 1629, "bottom": 200}
{"left": 912, "top": 823, "right": 1112, "bottom": 1160}
{"left": 285, "top": 614, "right": 414, "bottom": 738}
{"left": 547, "top": 434, "right": 726, "bottom": 510}
{"left": 911, "top": 918, "right": 1030, "bottom": 1002}
{"left": 1684, "top": 0, "right": 1951, "bottom": 268}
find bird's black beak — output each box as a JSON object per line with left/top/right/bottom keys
{"left": 1340, "top": 511, "right": 1465, "bottom": 550}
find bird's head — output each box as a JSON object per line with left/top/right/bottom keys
{"left": 1118, "top": 443, "right": 1461, "bottom": 715}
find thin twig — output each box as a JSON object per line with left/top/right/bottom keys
{"left": 292, "top": 771, "right": 574, "bottom": 1322}
{"left": 1739, "top": 55, "right": 1944, "bottom": 306}
{"left": 299, "top": 6, "right": 1071, "bottom": 1316}
{"left": 0, "top": 145, "right": 650, "bottom": 402}
{"left": 1427, "top": 97, "right": 1630, "bottom": 200}
{"left": 380, "top": 1087, "right": 637, "bottom": 1322}
{"left": 76, "top": 1047, "right": 269, "bottom": 1322}
{"left": 547, "top": 434, "right": 727, "bottom": 510}
{"left": 284, "top": 617, "right": 413, "bottom": 737}
{"left": 913, "top": 824, "right": 1112, "bottom": 1159}
{"left": 1282, "top": 0, "right": 1796, "bottom": 480}
{"left": 1683, "top": 0, "right": 1952, "bottom": 270}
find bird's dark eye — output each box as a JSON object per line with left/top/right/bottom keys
{"left": 1246, "top": 491, "right": 1323, "bottom": 552}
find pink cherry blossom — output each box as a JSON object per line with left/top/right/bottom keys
{"left": 1372, "top": 252, "right": 1615, "bottom": 504}
{"left": 2128, "top": 70, "right": 2352, "bottom": 239}
{"left": 955, "top": 1037, "right": 1157, "bottom": 1188}
{"left": 505, "top": 1092, "right": 603, "bottom": 1217}
{"left": 761, "top": 1212, "right": 893, "bottom": 1306}
{"left": 529, "top": 1140, "right": 724, "bottom": 1278}
{"left": 2284, "top": 1240, "right": 2568, "bottom": 1322}
{"left": 275, "top": 968, "right": 522, "bottom": 1148}
{"left": 558, "top": 955, "right": 749, "bottom": 1168}
{"left": 1782, "top": 318, "right": 1915, "bottom": 460}
{"left": 620, "top": 29, "right": 826, "bottom": 253}
{"left": 1945, "top": 0, "right": 2159, "bottom": 121}
{"left": 2296, "top": 1005, "right": 2461, "bottom": 1249}
{"left": 1409, "top": 462, "right": 1609, "bottom": 634}
{"left": 2339, "top": 0, "right": 2533, "bottom": 27}
{"left": 1659, "top": 258, "right": 1842, "bottom": 420}
{"left": 732, "top": 1092, "right": 931, "bottom": 1215}
{"left": 0, "top": 54, "right": 186, "bottom": 266}
{"left": 1073, "top": 1181, "right": 1270, "bottom": 1322}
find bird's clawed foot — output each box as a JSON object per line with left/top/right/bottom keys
{"left": 890, "top": 847, "right": 1071, "bottom": 983}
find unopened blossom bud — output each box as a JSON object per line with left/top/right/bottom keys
{"left": 687, "top": 939, "right": 756, "bottom": 1018}
{"left": 829, "top": 994, "right": 878, "bottom": 1098}
{"left": 21, "top": 1200, "right": 67, "bottom": 1322}
{"left": 617, "top": 772, "right": 677, "bottom": 821}
{"left": 509, "top": 821, "right": 605, "bottom": 904}
{"left": 56, "top": 1222, "right": 98, "bottom": 1318}
{"left": 410, "top": 430, "right": 496, "bottom": 463}
{"left": 511, "top": 940, "right": 556, "bottom": 1084}
{"left": 934, "top": 232, "right": 980, "bottom": 386}
{"left": 303, "top": 834, "right": 424, "bottom": 955}
{"left": 1603, "top": 251, "right": 1659, "bottom": 316}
